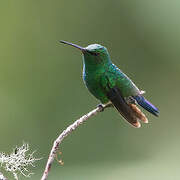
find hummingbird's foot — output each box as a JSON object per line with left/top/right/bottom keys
{"left": 97, "top": 102, "right": 113, "bottom": 112}
{"left": 97, "top": 104, "right": 104, "bottom": 112}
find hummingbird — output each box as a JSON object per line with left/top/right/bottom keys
{"left": 60, "top": 40, "right": 159, "bottom": 128}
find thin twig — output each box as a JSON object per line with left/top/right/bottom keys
{"left": 41, "top": 103, "right": 111, "bottom": 180}
{"left": 0, "top": 172, "right": 7, "bottom": 180}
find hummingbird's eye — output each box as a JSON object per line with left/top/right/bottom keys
{"left": 88, "top": 51, "right": 99, "bottom": 56}
{"left": 93, "top": 52, "right": 99, "bottom": 56}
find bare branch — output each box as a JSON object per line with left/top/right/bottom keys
{"left": 0, "top": 172, "right": 7, "bottom": 180}
{"left": 41, "top": 103, "right": 111, "bottom": 180}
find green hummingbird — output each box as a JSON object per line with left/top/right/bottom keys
{"left": 60, "top": 40, "right": 159, "bottom": 128}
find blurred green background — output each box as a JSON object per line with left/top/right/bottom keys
{"left": 0, "top": 0, "right": 179, "bottom": 179}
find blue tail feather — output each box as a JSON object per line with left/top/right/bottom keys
{"left": 133, "top": 95, "right": 159, "bottom": 116}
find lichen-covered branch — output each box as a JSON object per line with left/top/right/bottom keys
{"left": 0, "top": 172, "right": 7, "bottom": 180}
{"left": 41, "top": 103, "right": 111, "bottom": 180}
{"left": 0, "top": 143, "right": 41, "bottom": 180}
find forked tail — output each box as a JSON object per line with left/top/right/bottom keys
{"left": 133, "top": 95, "right": 159, "bottom": 116}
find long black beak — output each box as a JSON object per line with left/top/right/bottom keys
{"left": 59, "top": 40, "right": 86, "bottom": 52}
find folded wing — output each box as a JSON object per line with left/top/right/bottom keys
{"left": 106, "top": 86, "right": 147, "bottom": 128}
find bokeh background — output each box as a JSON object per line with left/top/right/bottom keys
{"left": 0, "top": 0, "right": 180, "bottom": 179}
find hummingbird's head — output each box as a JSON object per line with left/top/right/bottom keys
{"left": 85, "top": 44, "right": 108, "bottom": 56}
{"left": 83, "top": 44, "right": 111, "bottom": 66}
{"left": 60, "top": 40, "right": 111, "bottom": 65}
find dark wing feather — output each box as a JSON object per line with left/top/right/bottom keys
{"left": 106, "top": 87, "right": 141, "bottom": 128}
